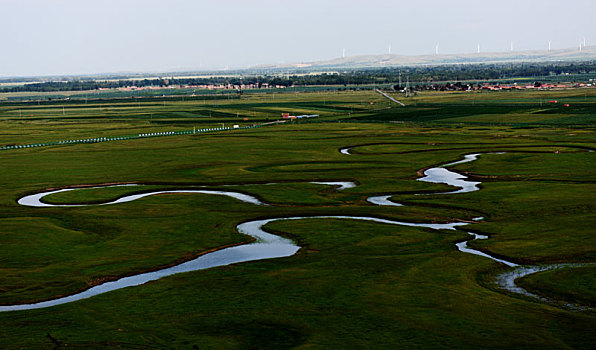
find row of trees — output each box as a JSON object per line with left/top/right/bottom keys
{"left": 2, "top": 61, "right": 595, "bottom": 93}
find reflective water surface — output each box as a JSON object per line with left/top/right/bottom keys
{"left": 18, "top": 186, "right": 266, "bottom": 207}
{"left": 310, "top": 181, "right": 356, "bottom": 190}
{"left": 5, "top": 151, "right": 590, "bottom": 311}
{"left": 366, "top": 195, "right": 403, "bottom": 206}
{"left": 495, "top": 263, "right": 596, "bottom": 311}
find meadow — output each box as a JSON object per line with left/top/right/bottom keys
{"left": 0, "top": 88, "right": 594, "bottom": 348}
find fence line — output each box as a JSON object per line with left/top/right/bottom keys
{"left": 0, "top": 124, "right": 267, "bottom": 152}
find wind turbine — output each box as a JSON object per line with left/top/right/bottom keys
{"left": 435, "top": 43, "right": 439, "bottom": 55}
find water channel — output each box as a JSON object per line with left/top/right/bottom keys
{"left": 2, "top": 151, "right": 590, "bottom": 311}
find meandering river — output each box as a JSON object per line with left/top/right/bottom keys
{"left": 2, "top": 150, "right": 590, "bottom": 311}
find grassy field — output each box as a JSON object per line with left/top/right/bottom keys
{"left": 0, "top": 89, "right": 594, "bottom": 348}
{"left": 517, "top": 266, "right": 596, "bottom": 307}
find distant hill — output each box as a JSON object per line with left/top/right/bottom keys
{"left": 3, "top": 46, "right": 595, "bottom": 82}
{"left": 254, "top": 46, "right": 596, "bottom": 72}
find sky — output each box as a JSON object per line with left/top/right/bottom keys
{"left": 1, "top": 0, "right": 594, "bottom": 77}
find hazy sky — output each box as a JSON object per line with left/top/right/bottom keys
{"left": 1, "top": 0, "right": 594, "bottom": 77}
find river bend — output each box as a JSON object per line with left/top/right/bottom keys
{"left": 3, "top": 150, "right": 590, "bottom": 311}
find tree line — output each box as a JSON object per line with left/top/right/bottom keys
{"left": 2, "top": 61, "right": 595, "bottom": 93}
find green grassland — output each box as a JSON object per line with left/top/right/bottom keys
{"left": 0, "top": 88, "right": 594, "bottom": 348}
{"left": 517, "top": 266, "right": 596, "bottom": 307}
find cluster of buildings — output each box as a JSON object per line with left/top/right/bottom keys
{"left": 109, "top": 83, "right": 288, "bottom": 92}
{"left": 281, "top": 113, "right": 319, "bottom": 120}
{"left": 415, "top": 81, "right": 594, "bottom": 92}
{"left": 478, "top": 82, "right": 589, "bottom": 91}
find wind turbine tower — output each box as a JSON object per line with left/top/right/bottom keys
{"left": 477, "top": 43, "right": 480, "bottom": 54}
{"left": 548, "top": 40, "right": 551, "bottom": 51}
{"left": 342, "top": 48, "right": 346, "bottom": 58}
{"left": 435, "top": 43, "right": 439, "bottom": 55}
{"left": 389, "top": 43, "right": 392, "bottom": 54}
{"left": 510, "top": 41, "right": 514, "bottom": 51}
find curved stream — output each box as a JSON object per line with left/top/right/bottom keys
{"left": 18, "top": 186, "right": 266, "bottom": 207}
{"left": 494, "top": 263, "right": 596, "bottom": 311}
{"left": 3, "top": 150, "right": 591, "bottom": 311}
{"left": 341, "top": 147, "right": 594, "bottom": 309}
{"left": 0, "top": 211, "right": 466, "bottom": 311}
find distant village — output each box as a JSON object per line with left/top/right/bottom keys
{"left": 107, "top": 79, "right": 596, "bottom": 94}
{"left": 3, "top": 60, "right": 595, "bottom": 94}
{"left": 406, "top": 80, "right": 595, "bottom": 92}
{"left": 106, "top": 81, "right": 286, "bottom": 92}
